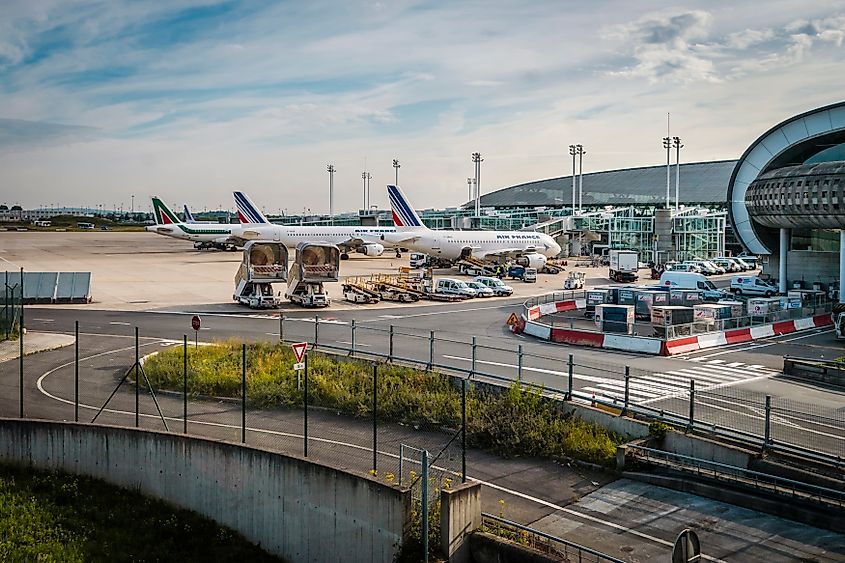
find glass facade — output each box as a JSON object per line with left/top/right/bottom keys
{"left": 790, "top": 228, "right": 841, "bottom": 252}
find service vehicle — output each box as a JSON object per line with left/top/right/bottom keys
{"left": 523, "top": 267, "right": 537, "bottom": 283}
{"left": 410, "top": 252, "right": 428, "bottom": 268}
{"left": 737, "top": 254, "right": 759, "bottom": 269}
{"left": 712, "top": 258, "right": 740, "bottom": 273}
{"left": 609, "top": 250, "right": 639, "bottom": 282}
{"left": 474, "top": 276, "right": 514, "bottom": 296}
{"left": 658, "top": 271, "right": 726, "bottom": 301}
{"left": 465, "top": 280, "right": 495, "bottom": 297}
{"left": 730, "top": 275, "right": 777, "bottom": 297}
{"left": 668, "top": 262, "right": 699, "bottom": 273}
{"left": 701, "top": 259, "right": 726, "bottom": 275}
{"left": 434, "top": 278, "right": 477, "bottom": 298}
{"left": 834, "top": 304, "right": 845, "bottom": 340}
{"left": 563, "top": 271, "right": 585, "bottom": 290}
{"left": 234, "top": 282, "right": 279, "bottom": 309}
{"left": 684, "top": 260, "right": 717, "bottom": 275}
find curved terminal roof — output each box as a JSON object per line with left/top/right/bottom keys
{"left": 727, "top": 101, "right": 845, "bottom": 255}
{"left": 475, "top": 160, "right": 736, "bottom": 208}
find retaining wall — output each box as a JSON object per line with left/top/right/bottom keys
{"left": 0, "top": 419, "right": 409, "bottom": 563}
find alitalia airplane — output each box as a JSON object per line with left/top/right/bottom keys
{"left": 232, "top": 191, "right": 401, "bottom": 259}
{"left": 382, "top": 185, "right": 561, "bottom": 268}
{"left": 146, "top": 197, "right": 240, "bottom": 250}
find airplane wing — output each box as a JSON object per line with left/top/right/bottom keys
{"left": 335, "top": 237, "right": 366, "bottom": 251}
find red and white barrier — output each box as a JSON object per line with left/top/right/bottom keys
{"left": 520, "top": 297, "right": 832, "bottom": 356}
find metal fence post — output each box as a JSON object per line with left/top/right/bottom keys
{"left": 422, "top": 448, "right": 429, "bottom": 563}
{"left": 19, "top": 267, "right": 24, "bottom": 418}
{"left": 134, "top": 326, "right": 139, "bottom": 427}
{"left": 461, "top": 378, "right": 467, "bottom": 483}
{"left": 623, "top": 367, "right": 630, "bottom": 415}
{"left": 75, "top": 320, "right": 79, "bottom": 422}
{"left": 764, "top": 395, "right": 771, "bottom": 447}
{"left": 183, "top": 334, "right": 188, "bottom": 434}
{"left": 471, "top": 336, "right": 477, "bottom": 378}
{"left": 351, "top": 319, "right": 356, "bottom": 355}
{"left": 279, "top": 314, "right": 285, "bottom": 343}
{"left": 4, "top": 270, "right": 8, "bottom": 341}
{"left": 517, "top": 344, "right": 523, "bottom": 383}
{"left": 688, "top": 379, "right": 695, "bottom": 429}
{"left": 303, "top": 353, "right": 309, "bottom": 457}
{"left": 389, "top": 325, "right": 394, "bottom": 361}
{"left": 241, "top": 343, "right": 246, "bottom": 443}
{"left": 567, "top": 354, "right": 574, "bottom": 400}
{"left": 313, "top": 315, "right": 318, "bottom": 348}
{"left": 372, "top": 364, "right": 377, "bottom": 473}
{"left": 428, "top": 330, "right": 434, "bottom": 369}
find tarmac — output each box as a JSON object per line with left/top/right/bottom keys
{"left": 0, "top": 331, "right": 75, "bottom": 362}
{"left": 0, "top": 231, "right": 609, "bottom": 312}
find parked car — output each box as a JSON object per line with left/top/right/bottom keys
{"left": 474, "top": 276, "right": 514, "bottom": 296}
{"left": 658, "top": 271, "right": 727, "bottom": 301}
{"left": 465, "top": 280, "right": 495, "bottom": 297}
{"left": 434, "top": 278, "right": 477, "bottom": 298}
{"left": 730, "top": 275, "right": 777, "bottom": 297}
{"left": 669, "top": 262, "right": 699, "bottom": 273}
{"left": 712, "top": 258, "right": 740, "bottom": 272}
{"left": 701, "top": 260, "right": 726, "bottom": 275}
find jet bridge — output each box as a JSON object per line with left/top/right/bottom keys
{"left": 233, "top": 242, "right": 288, "bottom": 309}
{"left": 285, "top": 242, "right": 340, "bottom": 307}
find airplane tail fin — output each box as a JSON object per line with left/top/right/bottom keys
{"left": 183, "top": 204, "right": 195, "bottom": 223}
{"left": 387, "top": 185, "right": 427, "bottom": 231}
{"left": 233, "top": 191, "right": 271, "bottom": 224}
{"left": 151, "top": 197, "right": 181, "bottom": 225}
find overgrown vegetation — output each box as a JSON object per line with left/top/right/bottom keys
{"left": 0, "top": 463, "right": 282, "bottom": 562}
{"left": 648, "top": 421, "right": 674, "bottom": 440}
{"left": 143, "top": 340, "right": 622, "bottom": 465}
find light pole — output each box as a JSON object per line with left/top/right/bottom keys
{"left": 672, "top": 136, "right": 684, "bottom": 210}
{"left": 575, "top": 144, "right": 585, "bottom": 212}
{"left": 663, "top": 135, "right": 671, "bottom": 209}
{"left": 392, "top": 159, "right": 400, "bottom": 185}
{"left": 362, "top": 171, "right": 371, "bottom": 210}
{"left": 326, "top": 164, "right": 336, "bottom": 224}
{"left": 472, "top": 152, "right": 483, "bottom": 218}
{"left": 131, "top": 194, "right": 135, "bottom": 215}
{"left": 569, "top": 144, "right": 577, "bottom": 215}
{"left": 467, "top": 178, "right": 475, "bottom": 202}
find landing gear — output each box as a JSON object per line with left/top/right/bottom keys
{"left": 395, "top": 251, "right": 402, "bottom": 258}
{"left": 340, "top": 252, "right": 350, "bottom": 260}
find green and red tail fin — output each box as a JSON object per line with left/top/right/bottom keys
{"left": 151, "top": 197, "right": 181, "bottom": 225}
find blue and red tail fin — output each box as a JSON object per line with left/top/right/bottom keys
{"left": 233, "top": 191, "right": 271, "bottom": 224}
{"left": 387, "top": 185, "right": 426, "bottom": 230}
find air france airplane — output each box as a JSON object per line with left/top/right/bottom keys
{"left": 146, "top": 197, "right": 239, "bottom": 250}
{"left": 232, "top": 191, "right": 401, "bottom": 259}
{"left": 382, "top": 185, "right": 561, "bottom": 268}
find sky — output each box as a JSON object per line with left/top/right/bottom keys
{"left": 2, "top": 0, "right": 845, "bottom": 214}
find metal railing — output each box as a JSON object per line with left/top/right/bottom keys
{"left": 627, "top": 445, "right": 845, "bottom": 509}
{"left": 481, "top": 513, "right": 626, "bottom": 563}
{"left": 523, "top": 290, "right": 586, "bottom": 309}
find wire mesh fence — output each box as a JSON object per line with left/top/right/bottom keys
{"left": 1, "top": 273, "right": 23, "bottom": 341}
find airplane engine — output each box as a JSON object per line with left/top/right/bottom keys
{"left": 516, "top": 253, "right": 547, "bottom": 269}
{"left": 360, "top": 243, "right": 385, "bottom": 257}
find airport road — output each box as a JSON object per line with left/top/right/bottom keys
{"left": 5, "top": 327, "right": 845, "bottom": 562}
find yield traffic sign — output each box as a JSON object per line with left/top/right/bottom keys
{"left": 292, "top": 342, "right": 308, "bottom": 364}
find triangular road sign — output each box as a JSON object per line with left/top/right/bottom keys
{"left": 291, "top": 342, "right": 308, "bottom": 363}
{"left": 506, "top": 312, "right": 519, "bottom": 326}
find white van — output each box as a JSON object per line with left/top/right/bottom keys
{"left": 410, "top": 253, "right": 428, "bottom": 268}
{"left": 659, "top": 271, "right": 726, "bottom": 301}
{"left": 730, "top": 276, "right": 777, "bottom": 297}
{"left": 435, "top": 278, "right": 478, "bottom": 298}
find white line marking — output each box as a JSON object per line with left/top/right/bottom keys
{"left": 109, "top": 321, "right": 131, "bottom": 326}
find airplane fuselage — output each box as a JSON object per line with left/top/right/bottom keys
{"left": 236, "top": 224, "right": 398, "bottom": 249}
{"left": 387, "top": 229, "right": 559, "bottom": 261}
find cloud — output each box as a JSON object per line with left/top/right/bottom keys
{"left": 0, "top": 118, "right": 99, "bottom": 150}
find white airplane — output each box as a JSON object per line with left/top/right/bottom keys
{"left": 232, "top": 190, "right": 401, "bottom": 259}
{"left": 383, "top": 185, "right": 561, "bottom": 268}
{"left": 146, "top": 197, "right": 240, "bottom": 250}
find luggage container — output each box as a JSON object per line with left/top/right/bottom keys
{"left": 669, "top": 288, "right": 704, "bottom": 306}
{"left": 594, "top": 304, "right": 634, "bottom": 334}
{"left": 652, "top": 306, "right": 694, "bottom": 337}
{"left": 616, "top": 288, "right": 636, "bottom": 306}
{"left": 787, "top": 289, "right": 825, "bottom": 309}
{"left": 585, "top": 288, "right": 611, "bottom": 317}
{"left": 747, "top": 297, "right": 781, "bottom": 317}
{"left": 693, "top": 303, "right": 732, "bottom": 332}
{"left": 634, "top": 289, "right": 669, "bottom": 321}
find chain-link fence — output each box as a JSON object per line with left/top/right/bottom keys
{"left": 1, "top": 272, "right": 23, "bottom": 341}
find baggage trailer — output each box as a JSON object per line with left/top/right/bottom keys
{"left": 286, "top": 242, "right": 340, "bottom": 308}
{"left": 233, "top": 241, "right": 288, "bottom": 309}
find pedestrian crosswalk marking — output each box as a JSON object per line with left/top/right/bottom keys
{"left": 581, "top": 360, "right": 780, "bottom": 408}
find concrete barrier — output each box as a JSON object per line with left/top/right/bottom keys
{"left": 0, "top": 419, "right": 410, "bottom": 562}
{"left": 783, "top": 357, "right": 845, "bottom": 388}
{"left": 441, "top": 482, "right": 482, "bottom": 563}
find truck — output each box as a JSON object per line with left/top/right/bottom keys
{"left": 233, "top": 241, "right": 288, "bottom": 309}
{"left": 609, "top": 250, "right": 639, "bottom": 283}
{"left": 285, "top": 242, "right": 339, "bottom": 308}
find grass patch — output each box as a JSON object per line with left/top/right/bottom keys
{"left": 0, "top": 463, "right": 282, "bottom": 562}
{"left": 143, "top": 340, "right": 622, "bottom": 465}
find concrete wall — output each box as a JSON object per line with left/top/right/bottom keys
{"left": 764, "top": 250, "right": 839, "bottom": 290}
{"left": 441, "top": 481, "right": 482, "bottom": 563}
{"left": 0, "top": 419, "right": 409, "bottom": 563}
{"left": 661, "top": 431, "right": 754, "bottom": 468}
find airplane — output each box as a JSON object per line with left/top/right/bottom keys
{"left": 146, "top": 197, "right": 240, "bottom": 251}
{"left": 383, "top": 184, "right": 561, "bottom": 268}
{"left": 182, "top": 204, "right": 196, "bottom": 223}
{"left": 232, "top": 190, "right": 402, "bottom": 260}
